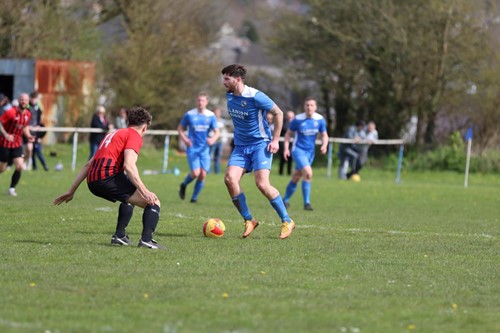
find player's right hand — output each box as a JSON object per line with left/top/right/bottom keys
{"left": 53, "top": 192, "right": 74, "bottom": 205}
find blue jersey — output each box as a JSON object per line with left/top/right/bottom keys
{"left": 226, "top": 85, "right": 275, "bottom": 146}
{"left": 289, "top": 113, "right": 327, "bottom": 151}
{"left": 180, "top": 109, "right": 217, "bottom": 150}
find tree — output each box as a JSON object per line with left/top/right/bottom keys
{"left": 101, "top": 0, "right": 222, "bottom": 130}
{"left": 269, "top": 0, "right": 498, "bottom": 150}
{"left": 0, "top": 1, "right": 101, "bottom": 60}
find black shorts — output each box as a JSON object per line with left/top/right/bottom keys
{"left": 0, "top": 146, "right": 24, "bottom": 164}
{"left": 87, "top": 172, "right": 137, "bottom": 203}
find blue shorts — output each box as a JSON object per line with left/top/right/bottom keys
{"left": 228, "top": 141, "right": 273, "bottom": 173}
{"left": 187, "top": 147, "right": 211, "bottom": 172}
{"left": 292, "top": 147, "right": 315, "bottom": 170}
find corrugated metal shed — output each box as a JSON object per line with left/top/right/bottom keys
{"left": 35, "top": 60, "right": 95, "bottom": 143}
{"left": 0, "top": 58, "right": 35, "bottom": 100}
{"left": 0, "top": 58, "right": 95, "bottom": 143}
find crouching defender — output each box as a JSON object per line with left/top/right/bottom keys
{"left": 53, "top": 107, "right": 164, "bottom": 249}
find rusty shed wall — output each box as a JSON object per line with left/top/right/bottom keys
{"left": 35, "top": 60, "right": 95, "bottom": 143}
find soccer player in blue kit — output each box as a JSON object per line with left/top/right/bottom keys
{"left": 283, "top": 97, "right": 329, "bottom": 211}
{"left": 221, "top": 64, "right": 295, "bottom": 239}
{"left": 178, "top": 92, "right": 220, "bottom": 203}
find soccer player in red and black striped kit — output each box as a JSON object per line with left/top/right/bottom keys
{"left": 53, "top": 107, "right": 164, "bottom": 249}
{"left": 0, "top": 93, "right": 35, "bottom": 197}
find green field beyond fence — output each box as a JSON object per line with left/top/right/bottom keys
{"left": 0, "top": 145, "right": 498, "bottom": 333}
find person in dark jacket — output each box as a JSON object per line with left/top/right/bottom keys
{"left": 89, "top": 105, "right": 112, "bottom": 159}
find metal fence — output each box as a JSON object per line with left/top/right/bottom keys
{"left": 37, "top": 127, "right": 405, "bottom": 182}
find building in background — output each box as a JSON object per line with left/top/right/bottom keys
{"left": 0, "top": 59, "right": 95, "bottom": 143}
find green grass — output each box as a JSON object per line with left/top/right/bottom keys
{"left": 0, "top": 144, "right": 499, "bottom": 333}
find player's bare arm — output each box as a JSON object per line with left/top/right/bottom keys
{"left": 284, "top": 128, "right": 293, "bottom": 160}
{"left": 0, "top": 122, "right": 14, "bottom": 142}
{"left": 123, "top": 149, "right": 157, "bottom": 205}
{"left": 53, "top": 159, "right": 92, "bottom": 205}
{"left": 177, "top": 124, "right": 192, "bottom": 147}
{"left": 267, "top": 105, "right": 283, "bottom": 153}
{"left": 23, "top": 126, "right": 35, "bottom": 143}
{"left": 320, "top": 132, "right": 329, "bottom": 154}
{"left": 207, "top": 128, "right": 220, "bottom": 146}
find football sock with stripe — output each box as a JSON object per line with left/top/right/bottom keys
{"left": 142, "top": 204, "right": 160, "bottom": 242}
{"left": 115, "top": 203, "right": 134, "bottom": 238}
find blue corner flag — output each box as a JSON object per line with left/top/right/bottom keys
{"left": 465, "top": 127, "right": 473, "bottom": 141}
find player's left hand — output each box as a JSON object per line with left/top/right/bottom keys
{"left": 267, "top": 141, "right": 279, "bottom": 154}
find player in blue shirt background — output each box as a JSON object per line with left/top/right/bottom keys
{"left": 221, "top": 64, "right": 295, "bottom": 239}
{"left": 178, "top": 92, "right": 219, "bottom": 203}
{"left": 283, "top": 97, "right": 329, "bottom": 211}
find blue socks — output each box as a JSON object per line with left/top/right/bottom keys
{"left": 232, "top": 192, "right": 252, "bottom": 221}
{"left": 270, "top": 195, "right": 291, "bottom": 223}
{"left": 283, "top": 181, "right": 298, "bottom": 203}
{"left": 302, "top": 180, "right": 311, "bottom": 205}
{"left": 191, "top": 180, "right": 204, "bottom": 201}
{"left": 182, "top": 174, "right": 195, "bottom": 186}
{"left": 284, "top": 180, "right": 311, "bottom": 205}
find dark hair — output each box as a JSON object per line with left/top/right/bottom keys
{"left": 304, "top": 97, "right": 316, "bottom": 103}
{"left": 29, "top": 91, "right": 39, "bottom": 99}
{"left": 127, "top": 107, "right": 152, "bottom": 127}
{"left": 221, "top": 64, "right": 247, "bottom": 79}
{"left": 355, "top": 120, "right": 366, "bottom": 127}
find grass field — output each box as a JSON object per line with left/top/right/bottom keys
{"left": 0, "top": 145, "right": 499, "bottom": 333}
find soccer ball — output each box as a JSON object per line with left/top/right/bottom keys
{"left": 351, "top": 174, "right": 361, "bottom": 182}
{"left": 203, "top": 218, "right": 225, "bottom": 238}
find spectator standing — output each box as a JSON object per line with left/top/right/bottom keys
{"left": 53, "top": 107, "right": 164, "bottom": 249}
{"left": 279, "top": 110, "right": 295, "bottom": 176}
{"left": 282, "top": 98, "right": 328, "bottom": 211}
{"left": 115, "top": 107, "right": 128, "bottom": 129}
{"left": 24, "top": 92, "right": 43, "bottom": 170}
{"left": 347, "top": 121, "right": 378, "bottom": 178}
{"left": 89, "top": 105, "right": 112, "bottom": 159}
{"left": 28, "top": 92, "right": 48, "bottom": 171}
{"left": 178, "top": 93, "right": 219, "bottom": 203}
{"left": 337, "top": 120, "right": 366, "bottom": 179}
{"left": 209, "top": 107, "right": 228, "bottom": 174}
{"left": 32, "top": 123, "right": 49, "bottom": 171}
{"left": 221, "top": 64, "right": 295, "bottom": 239}
{"left": 0, "top": 93, "right": 34, "bottom": 196}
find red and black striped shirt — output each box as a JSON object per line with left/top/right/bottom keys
{"left": 0, "top": 107, "right": 32, "bottom": 148}
{"left": 87, "top": 128, "right": 143, "bottom": 182}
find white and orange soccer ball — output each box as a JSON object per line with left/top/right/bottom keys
{"left": 203, "top": 218, "right": 225, "bottom": 238}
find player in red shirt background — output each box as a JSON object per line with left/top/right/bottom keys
{"left": 0, "top": 93, "right": 34, "bottom": 197}
{"left": 53, "top": 107, "right": 164, "bottom": 249}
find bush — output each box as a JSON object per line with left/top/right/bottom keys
{"left": 390, "top": 131, "right": 500, "bottom": 173}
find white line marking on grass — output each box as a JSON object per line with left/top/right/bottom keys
{"left": 164, "top": 213, "right": 495, "bottom": 240}
{"left": 95, "top": 207, "right": 113, "bottom": 212}
{"left": 0, "top": 318, "right": 42, "bottom": 329}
